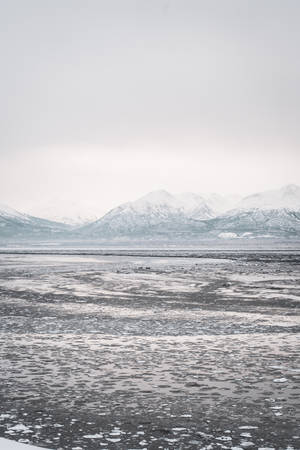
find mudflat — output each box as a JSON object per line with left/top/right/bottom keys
{"left": 0, "top": 250, "right": 299, "bottom": 449}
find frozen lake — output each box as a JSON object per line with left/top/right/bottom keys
{"left": 0, "top": 249, "right": 299, "bottom": 449}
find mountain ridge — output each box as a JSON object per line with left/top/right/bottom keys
{"left": 0, "top": 204, "right": 71, "bottom": 238}
{"left": 78, "top": 185, "right": 300, "bottom": 239}
{"left": 1, "top": 184, "right": 300, "bottom": 240}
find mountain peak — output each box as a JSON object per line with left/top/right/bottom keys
{"left": 136, "top": 190, "right": 174, "bottom": 205}
{"left": 0, "top": 203, "right": 27, "bottom": 220}
{"left": 237, "top": 185, "right": 300, "bottom": 211}
{"left": 281, "top": 184, "right": 300, "bottom": 194}
{"left": 2, "top": 184, "right": 300, "bottom": 240}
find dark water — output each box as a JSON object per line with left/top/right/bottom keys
{"left": 0, "top": 250, "right": 299, "bottom": 449}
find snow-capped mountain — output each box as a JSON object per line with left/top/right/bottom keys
{"left": 200, "top": 193, "right": 242, "bottom": 214}
{"left": 25, "top": 199, "right": 104, "bottom": 226}
{"left": 0, "top": 203, "right": 30, "bottom": 222}
{"left": 209, "top": 207, "right": 300, "bottom": 238}
{"left": 0, "top": 203, "right": 71, "bottom": 238}
{"left": 80, "top": 190, "right": 214, "bottom": 237}
{"left": 237, "top": 184, "right": 300, "bottom": 211}
{"left": 168, "top": 192, "right": 214, "bottom": 219}
{"left": 207, "top": 185, "right": 300, "bottom": 238}
{"left": 80, "top": 185, "right": 300, "bottom": 239}
{"left": 1, "top": 184, "right": 300, "bottom": 240}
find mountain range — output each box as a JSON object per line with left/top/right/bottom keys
{"left": 0, "top": 204, "right": 69, "bottom": 238}
{"left": 1, "top": 184, "right": 300, "bottom": 240}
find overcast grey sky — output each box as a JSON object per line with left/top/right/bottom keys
{"left": 0, "top": 0, "right": 300, "bottom": 216}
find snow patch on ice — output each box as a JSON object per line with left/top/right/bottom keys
{"left": 0, "top": 438, "right": 52, "bottom": 449}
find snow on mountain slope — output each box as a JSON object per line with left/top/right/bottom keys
{"left": 80, "top": 190, "right": 214, "bottom": 237}
{"left": 133, "top": 191, "right": 214, "bottom": 220}
{"left": 175, "top": 192, "right": 215, "bottom": 219}
{"left": 209, "top": 207, "right": 300, "bottom": 237}
{"left": 2, "top": 184, "right": 300, "bottom": 240}
{"left": 0, "top": 204, "right": 70, "bottom": 238}
{"left": 79, "top": 187, "right": 300, "bottom": 239}
{"left": 237, "top": 184, "right": 300, "bottom": 211}
{"left": 25, "top": 199, "right": 104, "bottom": 225}
{"left": 0, "top": 203, "right": 31, "bottom": 223}
{"left": 200, "top": 193, "right": 242, "bottom": 214}
{"left": 207, "top": 185, "right": 300, "bottom": 238}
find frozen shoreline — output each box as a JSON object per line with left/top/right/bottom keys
{"left": 0, "top": 252, "right": 299, "bottom": 449}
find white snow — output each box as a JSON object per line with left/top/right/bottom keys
{"left": 25, "top": 198, "right": 104, "bottom": 226}
{"left": 240, "top": 441, "right": 255, "bottom": 448}
{"left": 81, "top": 184, "right": 300, "bottom": 237}
{"left": 126, "top": 190, "right": 215, "bottom": 220}
{"left": 273, "top": 377, "right": 288, "bottom": 383}
{"left": 6, "top": 425, "right": 31, "bottom": 433}
{"left": 258, "top": 448, "right": 275, "bottom": 450}
{"left": 218, "top": 232, "right": 238, "bottom": 239}
{"left": 0, "top": 438, "right": 52, "bottom": 450}
{"left": 82, "top": 189, "right": 214, "bottom": 235}
{"left": 83, "top": 433, "right": 103, "bottom": 439}
{"left": 1, "top": 184, "right": 300, "bottom": 236}
{"left": 237, "top": 184, "right": 300, "bottom": 211}
{"left": 200, "top": 192, "right": 242, "bottom": 213}
{"left": 0, "top": 204, "right": 30, "bottom": 222}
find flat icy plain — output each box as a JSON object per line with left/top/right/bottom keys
{"left": 0, "top": 248, "right": 299, "bottom": 449}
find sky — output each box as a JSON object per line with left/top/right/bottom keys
{"left": 0, "top": 0, "right": 300, "bottom": 219}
